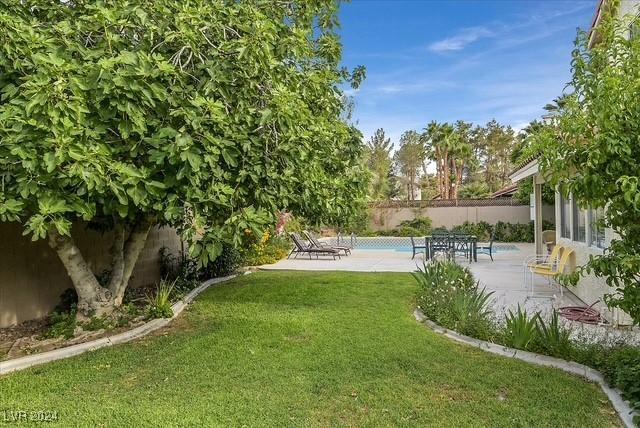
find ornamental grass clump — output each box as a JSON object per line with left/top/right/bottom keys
{"left": 534, "top": 311, "right": 573, "bottom": 359}
{"left": 503, "top": 305, "right": 539, "bottom": 351}
{"left": 145, "top": 279, "right": 176, "bottom": 319}
{"left": 413, "top": 261, "right": 496, "bottom": 340}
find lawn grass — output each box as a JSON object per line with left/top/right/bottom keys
{"left": 0, "top": 271, "right": 620, "bottom": 427}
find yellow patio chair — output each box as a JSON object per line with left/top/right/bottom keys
{"left": 528, "top": 248, "right": 574, "bottom": 298}
{"left": 522, "top": 244, "right": 563, "bottom": 286}
{"left": 526, "top": 244, "right": 562, "bottom": 270}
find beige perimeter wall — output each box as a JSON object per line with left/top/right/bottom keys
{"left": 0, "top": 222, "right": 182, "bottom": 328}
{"left": 370, "top": 204, "right": 555, "bottom": 231}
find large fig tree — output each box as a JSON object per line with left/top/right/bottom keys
{"left": 0, "top": 0, "right": 367, "bottom": 317}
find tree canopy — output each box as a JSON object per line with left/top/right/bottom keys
{"left": 0, "top": 0, "right": 366, "bottom": 315}
{"left": 380, "top": 120, "right": 517, "bottom": 201}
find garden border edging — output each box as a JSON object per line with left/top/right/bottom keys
{"left": 0, "top": 274, "right": 242, "bottom": 376}
{"left": 414, "top": 308, "right": 638, "bottom": 428}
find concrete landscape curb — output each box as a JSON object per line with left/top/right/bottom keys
{"left": 0, "top": 274, "right": 241, "bottom": 376}
{"left": 414, "top": 308, "right": 638, "bottom": 428}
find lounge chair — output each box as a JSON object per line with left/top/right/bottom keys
{"left": 410, "top": 236, "right": 426, "bottom": 259}
{"left": 303, "top": 230, "right": 351, "bottom": 255}
{"left": 288, "top": 233, "right": 341, "bottom": 260}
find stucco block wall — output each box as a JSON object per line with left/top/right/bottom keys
{"left": 370, "top": 204, "right": 554, "bottom": 231}
{"left": 0, "top": 222, "right": 182, "bottom": 328}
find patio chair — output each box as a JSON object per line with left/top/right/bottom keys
{"left": 542, "top": 230, "right": 556, "bottom": 254}
{"left": 476, "top": 233, "right": 494, "bottom": 261}
{"left": 523, "top": 244, "right": 563, "bottom": 285}
{"left": 428, "top": 234, "right": 454, "bottom": 261}
{"left": 528, "top": 248, "right": 574, "bottom": 298}
{"left": 410, "top": 236, "right": 426, "bottom": 259}
{"left": 525, "top": 244, "right": 562, "bottom": 269}
{"left": 452, "top": 234, "right": 473, "bottom": 261}
{"left": 303, "top": 230, "right": 351, "bottom": 256}
{"left": 288, "top": 233, "right": 341, "bottom": 260}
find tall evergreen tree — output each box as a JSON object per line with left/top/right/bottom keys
{"left": 365, "top": 129, "right": 394, "bottom": 200}
{"left": 394, "top": 131, "right": 424, "bottom": 201}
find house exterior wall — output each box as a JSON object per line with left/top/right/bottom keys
{"left": 620, "top": 0, "right": 640, "bottom": 20}
{"left": 369, "top": 204, "right": 555, "bottom": 231}
{"left": 553, "top": 193, "right": 632, "bottom": 325}
{"left": 0, "top": 222, "right": 182, "bottom": 328}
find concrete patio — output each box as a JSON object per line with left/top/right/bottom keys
{"left": 261, "top": 243, "right": 586, "bottom": 317}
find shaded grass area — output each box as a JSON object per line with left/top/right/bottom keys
{"left": 0, "top": 271, "right": 620, "bottom": 427}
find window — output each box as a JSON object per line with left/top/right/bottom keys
{"left": 630, "top": 14, "right": 640, "bottom": 40}
{"left": 572, "top": 200, "right": 586, "bottom": 243}
{"left": 589, "top": 207, "right": 606, "bottom": 249}
{"left": 560, "top": 193, "right": 571, "bottom": 238}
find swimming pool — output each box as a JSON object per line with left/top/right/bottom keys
{"left": 326, "top": 236, "right": 520, "bottom": 253}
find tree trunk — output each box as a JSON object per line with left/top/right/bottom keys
{"left": 435, "top": 148, "right": 442, "bottom": 197}
{"left": 443, "top": 152, "right": 450, "bottom": 199}
{"left": 109, "top": 217, "right": 153, "bottom": 305}
{"left": 48, "top": 217, "right": 154, "bottom": 319}
{"left": 454, "top": 160, "right": 465, "bottom": 199}
{"left": 48, "top": 229, "right": 113, "bottom": 317}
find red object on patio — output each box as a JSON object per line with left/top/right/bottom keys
{"left": 558, "top": 300, "right": 605, "bottom": 324}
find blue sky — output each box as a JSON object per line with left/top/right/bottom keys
{"left": 338, "top": 0, "right": 596, "bottom": 144}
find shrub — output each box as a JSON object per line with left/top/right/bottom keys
{"left": 362, "top": 219, "right": 556, "bottom": 242}
{"left": 503, "top": 305, "right": 539, "bottom": 350}
{"left": 159, "top": 247, "right": 200, "bottom": 294}
{"left": 367, "top": 216, "right": 433, "bottom": 237}
{"left": 413, "top": 261, "right": 495, "bottom": 339}
{"left": 200, "top": 243, "right": 243, "bottom": 278}
{"left": 41, "top": 306, "right": 77, "bottom": 339}
{"left": 597, "top": 347, "right": 640, "bottom": 415}
{"left": 534, "top": 312, "right": 573, "bottom": 359}
{"left": 83, "top": 315, "right": 111, "bottom": 332}
{"left": 394, "top": 225, "right": 423, "bottom": 237}
{"left": 451, "top": 221, "right": 492, "bottom": 241}
{"left": 398, "top": 217, "right": 432, "bottom": 235}
{"left": 242, "top": 230, "right": 290, "bottom": 266}
{"left": 448, "top": 286, "right": 496, "bottom": 340}
{"left": 145, "top": 279, "right": 176, "bottom": 319}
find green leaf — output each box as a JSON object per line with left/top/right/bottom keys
{"left": 43, "top": 153, "right": 57, "bottom": 173}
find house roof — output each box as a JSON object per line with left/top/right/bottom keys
{"left": 589, "top": 0, "right": 607, "bottom": 47}
{"left": 491, "top": 184, "right": 518, "bottom": 198}
{"left": 509, "top": 158, "right": 540, "bottom": 183}
{"left": 508, "top": 154, "right": 539, "bottom": 177}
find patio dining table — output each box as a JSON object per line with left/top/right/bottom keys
{"left": 424, "top": 234, "right": 478, "bottom": 262}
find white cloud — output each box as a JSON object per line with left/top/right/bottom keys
{"left": 377, "top": 80, "right": 455, "bottom": 95}
{"left": 428, "top": 26, "right": 493, "bottom": 52}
